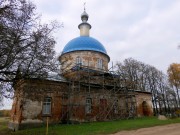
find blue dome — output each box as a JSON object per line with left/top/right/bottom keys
{"left": 62, "top": 36, "right": 108, "bottom": 55}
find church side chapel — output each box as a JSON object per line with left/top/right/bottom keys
{"left": 9, "top": 9, "right": 153, "bottom": 130}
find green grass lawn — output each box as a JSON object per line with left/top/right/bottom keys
{"left": 0, "top": 117, "right": 180, "bottom": 135}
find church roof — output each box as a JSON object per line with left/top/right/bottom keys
{"left": 62, "top": 36, "right": 108, "bottom": 55}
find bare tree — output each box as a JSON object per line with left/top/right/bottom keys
{"left": 116, "top": 58, "right": 177, "bottom": 115}
{"left": 0, "top": 0, "right": 61, "bottom": 100}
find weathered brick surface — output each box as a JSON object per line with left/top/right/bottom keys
{"left": 60, "top": 51, "right": 109, "bottom": 75}
{"left": 9, "top": 79, "right": 69, "bottom": 130}
{"left": 9, "top": 78, "right": 153, "bottom": 130}
{"left": 135, "top": 91, "right": 153, "bottom": 117}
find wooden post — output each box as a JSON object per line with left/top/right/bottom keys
{"left": 46, "top": 117, "right": 49, "bottom": 135}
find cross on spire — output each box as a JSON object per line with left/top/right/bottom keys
{"left": 84, "top": 2, "right": 86, "bottom": 11}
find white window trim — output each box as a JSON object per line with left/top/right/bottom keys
{"left": 76, "top": 56, "right": 82, "bottom": 65}
{"left": 97, "top": 59, "right": 103, "bottom": 69}
{"left": 42, "top": 97, "right": 52, "bottom": 115}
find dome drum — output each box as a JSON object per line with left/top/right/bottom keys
{"left": 60, "top": 51, "right": 109, "bottom": 75}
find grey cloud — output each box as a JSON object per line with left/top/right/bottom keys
{"left": 32, "top": 0, "right": 180, "bottom": 73}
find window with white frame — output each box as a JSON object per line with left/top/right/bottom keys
{"left": 85, "top": 98, "right": 92, "bottom": 114}
{"left": 97, "top": 59, "right": 103, "bottom": 69}
{"left": 76, "top": 56, "right": 82, "bottom": 65}
{"left": 42, "top": 97, "right": 52, "bottom": 115}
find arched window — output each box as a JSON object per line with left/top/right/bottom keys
{"left": 97, "top": 59, "right": 103, "bottom": 69}
{"left": 76, "top": 56, "right": 82, "bottom": 65}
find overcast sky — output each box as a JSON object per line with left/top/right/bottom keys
{"left": 1, "top": 0, "right": 180, "bottom": 109}
{"left": 32, "top": 0, "right": 180, "bottom": 72}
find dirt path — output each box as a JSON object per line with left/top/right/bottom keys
{"left": 109, "top": 123, "right": 180, "bottom": 135}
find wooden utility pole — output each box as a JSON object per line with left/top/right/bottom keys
{"left": 46, "top": 117, "right": 49, "bottom": 135}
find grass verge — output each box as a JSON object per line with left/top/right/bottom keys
{"left": 0, "top": 117, "right": 180, "bottom": 135}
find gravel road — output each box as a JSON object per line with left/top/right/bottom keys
{"left": 109, "top": 123, "right": 180, "bottom": 135}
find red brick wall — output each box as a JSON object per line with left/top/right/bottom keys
{"left": 9, "top": 79, "right": 153, "bottom": 130}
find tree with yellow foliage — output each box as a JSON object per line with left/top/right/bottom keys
{"left": 167, "top": 63, "right": 180, "bottom": 107}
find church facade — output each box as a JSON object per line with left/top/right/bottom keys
{"left": 9, "top": 10, "right": 153, "bottom": 130}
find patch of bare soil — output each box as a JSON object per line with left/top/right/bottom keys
{"left": 109, "top": 123, "right": 180, "bottom": 135}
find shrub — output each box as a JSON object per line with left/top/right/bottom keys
{"left": 0, "top": 110, "right": 11, "bottom": 117}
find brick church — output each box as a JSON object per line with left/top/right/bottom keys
{"left": 9, "top": 9, "right": 153, "bottom": 130}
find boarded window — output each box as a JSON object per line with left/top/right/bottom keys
{"left": 100, "top": 98, "right": 107, "bottom": 111}
{"left": 42, "top": 97, "right": 51, "bottom": 115}
{"left": 85, "top": 98, "right": 92, "bottom": 114}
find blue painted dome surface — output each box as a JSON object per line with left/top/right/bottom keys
{"left": 62, "top": 36, "right": 108, "bottom": 55}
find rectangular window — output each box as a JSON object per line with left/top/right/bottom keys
{"left": 76, "top": 57, "right": 82, "bottom": 65}
{"left": 42, "top": 97, "right": 51, "bottom": 115}
{"left": 113, "top": 99, "right": 118, "bottom": 114}
{"left": 85, "top": 98, "right": 92, "bottom": 114}
{"left": 97, "top": 59, "right": 103, "bottom": 69}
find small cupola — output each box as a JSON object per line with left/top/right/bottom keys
{"left": 81, "top": 11, "right": 89, "bottom": 22}
{"left": 78, "top": 9, "right": 91, "bottom": 36}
